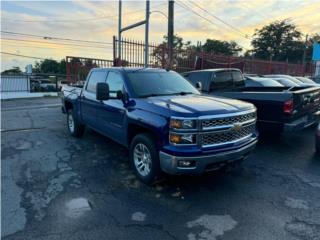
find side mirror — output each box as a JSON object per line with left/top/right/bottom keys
{"left": 96, "top": 82, "right": 109, "bottom": 101}
{"left": 195, "top": 82, "right": 202, "bottom": 91}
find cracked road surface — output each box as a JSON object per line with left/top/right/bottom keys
{"left": 1, "top": 97, "right": 320, "bottom": 240}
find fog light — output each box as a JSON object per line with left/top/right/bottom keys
{"left": 178, "top": 160, "right": 195, "bottom": 167}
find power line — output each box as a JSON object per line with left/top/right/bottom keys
{"left": 1, "top": 31, "right": 113, "bottom": 45}
{"left": 175, "top": 1, "right": 250, "bottom": 50}
{"left": 187, "top": 1, "right": 250, "bottom": 40}
{"left": 1, "top": 38, "right": 114, "bottom": 49}
{"left": 2, "top": 43, "right": 113, "bottom": 53}
{"left": 0, "top": 51, "right": 56, "bottom": 60}
{"left": 175, "top": 2, "right": 222, "bottom": 30}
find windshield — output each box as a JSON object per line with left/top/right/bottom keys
{"left": 126, "top": 71, "right": 199, "bottom": 97}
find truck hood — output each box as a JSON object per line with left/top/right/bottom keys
{"left": 134, "top": 94, "right": 254, "bottom": 118}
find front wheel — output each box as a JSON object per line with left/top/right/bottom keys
{"left": 67, "top": 109, "right": 85, "bottom": 138}
{"left": 129, "top": 134, "right": 161, "bottom": 185}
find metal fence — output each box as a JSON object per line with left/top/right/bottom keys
{"left": 0, "top": 75, "right": 30, "bottom": 92}
{"left": 66, "top": 56, "right": 114, "bottom": 83}
{"left": 64, "top": 37, "right": 314, "bottom": 81}
{"left": 113, "top": 36, "right": 166, "bottom": 68}
{"left": 113, "top": 37, "right": 314, "bottom": 76}
{"left": 1, "top": 73, "right": 76, "bottom": 93}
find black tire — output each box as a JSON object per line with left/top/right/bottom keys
{"left": 129, "top": 133, "right": 161, "bottom": 185}
{"left": 67, "top": 109, "right": 85, "bottom": 138}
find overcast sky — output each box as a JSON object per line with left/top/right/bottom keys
{"left": 1, "top": 0, "right": 320, "bottom": 71}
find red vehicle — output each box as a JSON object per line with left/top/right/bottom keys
{"left": 316, "top": 123, "right": 320, "bottom": 154}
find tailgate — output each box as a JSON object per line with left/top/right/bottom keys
{"left": 292, "top": 86, "right": 320, "bottom": 117}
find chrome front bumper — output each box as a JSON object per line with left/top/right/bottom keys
{"left": 159, "top": 139, "right": 257, "bottom": 175}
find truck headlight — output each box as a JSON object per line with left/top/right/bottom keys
{"left": 170, "top": 118, "right": 196, "bottom": 129}
{"left": 169, "top": 133, "right": 196, "bottom": 145}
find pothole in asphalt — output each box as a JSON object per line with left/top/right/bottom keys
{"left": 65, "top": 198, "right": 91, "bottom": 218}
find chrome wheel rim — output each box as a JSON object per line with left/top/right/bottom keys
{"left": 68, "top": 114, "right": 75, "bottom": 133}
{"left": 133, "top": 143, "right": 152, "bottom": 177}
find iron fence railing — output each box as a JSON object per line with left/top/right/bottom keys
{"left": 64, "top": 37, "right": 315, "bottom": 81}
{"left": 66, "top": 56, "right": 114, "bottom": 83}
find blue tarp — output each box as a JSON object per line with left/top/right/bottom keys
{"left": 312, "top": 43, "right": 320, "bottom": 61}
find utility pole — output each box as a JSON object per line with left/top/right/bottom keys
{"left": 118, "top": 0, "right": 149, "bottom": 67}
{"left": 118, "top": 0, "right": 122, "bottom": 62}
{"left": 168, "top": 0, "right": 174, "bottom": 68}
{"left": 302, "top": 34, "right": 308, "bottom": 72}
{"left": 145, "top": 1, "right": 150, "bottom": 68}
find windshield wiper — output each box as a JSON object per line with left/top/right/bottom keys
{"left": 139, "top": 92, "right": 194, "bottom": 98}
{"left": 139, "top": 93, "right": 169, "bottom": 98}
{"left": 167, "top": 91, "right": 194, "bottom": 96}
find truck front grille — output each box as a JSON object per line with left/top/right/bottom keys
{"left": 201, "top": 111, "right": 256, "bottom": 130}
{"left": 201, "top": 124, "right": 255, "bottom": 147}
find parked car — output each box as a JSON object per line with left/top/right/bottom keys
{"left": 183, "top": 69, "right": 320, "bottom": 135}
{"left": 58, "top": 80, "right": 68, "bottom": 91}
{"left": 295, "top": 76, "right": 319, "bottom": 85}
{"left": 39, "top": 79, "right": 57, "bottom": 92}
{"left": 61, "top": 68, "right": 258, "bottom": 184}
{"left": 271, "top": 78, "right": 300, "bottom": 87}
{"left": 316, "top": 123, "right": 320, "bottom": 154}
{"left": 264, "top": 74, "right": 316, "bottom": 87}
{"left": 245, "top": 77, "right": 284, "bottom": 87}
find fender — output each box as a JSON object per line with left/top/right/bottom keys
{"left": 126, "top": 108, "right": 169, "bottom": 148}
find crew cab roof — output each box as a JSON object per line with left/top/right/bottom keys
{"left": 90, "top": 67, "right": 168, "bottom": 73}
{"left": 183, "top": 68, "right": 242, "bottom": 74}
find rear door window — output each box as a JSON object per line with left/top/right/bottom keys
{"left": 232, "top": 71, "right": 245, "bottom": 88}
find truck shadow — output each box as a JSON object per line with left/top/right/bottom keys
{"left": 77, "top": 126, "right": 318, "bottom": 202}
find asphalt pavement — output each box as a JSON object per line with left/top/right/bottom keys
{"left": 1, "top": 97, "right": 320, "bottom": 240}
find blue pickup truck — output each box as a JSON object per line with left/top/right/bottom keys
{"left": 61, "top": 68, "right": 258, "bottom": 184}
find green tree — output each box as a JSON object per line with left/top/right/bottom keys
{"left": 1, "top": 67, "right": 22, "bottom": 75}
{"left": 152, "top": 34, "right": 196, "bottom": 67}
{"left": 33, "top": 59, "right": 66, "bottom": 74}
{"left": 251, "top": 20, "right": 304, "bottom": 63}
{"left": 202, "top": 39, "right": 242, "bottom": 56}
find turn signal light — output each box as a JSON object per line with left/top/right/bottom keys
{"left": 170, "top": 134, "right": 181, "bottom": 143}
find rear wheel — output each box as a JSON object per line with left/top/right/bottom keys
{"left": 129, "top": 134, "right": 161, "bottom": 184}
{"left": 67, "top": 109, "right": 85, "bottom": 138}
